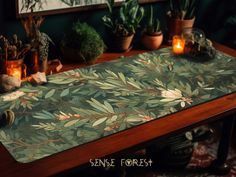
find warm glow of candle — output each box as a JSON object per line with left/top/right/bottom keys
{"left": 7, "top": 67, "right": 22, "bottom": 80}
{"left": 172, "top": 35, "right": 185, "bottom": 54}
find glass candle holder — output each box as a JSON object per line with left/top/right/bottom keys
{"left": 172, "top": 35, "right": 185, "bottom": 54}
{"left": 6, "top": 59, "right": 25, "bottom": 80}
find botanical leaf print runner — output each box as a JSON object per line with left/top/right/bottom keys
{"left": 0, "top": 48, "right": 235, "bottom": 163}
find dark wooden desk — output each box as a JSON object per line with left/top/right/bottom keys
{"left": 0, "top": 44, "right": 235, "bottom": 177}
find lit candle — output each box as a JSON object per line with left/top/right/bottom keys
{"left": 7, "top": 66, "right": 22, "bottom": 80}
{"left": 172, "top": 35, "right": 185, "bottom": 54}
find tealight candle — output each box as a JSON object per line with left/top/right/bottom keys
{"left": 172, "top": 35, "right": 185, "bottom": 54}
{"left": 6, "top": 60, "right": 24, "bottom": 80}
{"left": 7, "top": 66, "right": 22, "bottom": 80}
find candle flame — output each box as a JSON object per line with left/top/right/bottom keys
{"left": 176, "top": 42, "right": 182, "bottom": 48}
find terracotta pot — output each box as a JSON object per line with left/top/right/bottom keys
{"left": 110, "top": 34, "right": 134, "bottom": 52}
{"left": 142, "top": 32, "right": 163, "bottom": 50}
{"left": 169, "top": 17, "right": 195, "bottom": 39}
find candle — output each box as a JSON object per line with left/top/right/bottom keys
{"left": 172, "top": 35, "right": 185, "bottom": 54}
{"left": 7, "top": 66, "right": 22, "bottom": 80}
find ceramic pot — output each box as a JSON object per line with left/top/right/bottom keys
{"left": 142, "top": 32, "right": 163, "bottom": 50}
{"left": 168, "top": 17, "right": 195, "bottom": 41}
{"left": 109, "top": 34, "right": 134, "bottom": 52}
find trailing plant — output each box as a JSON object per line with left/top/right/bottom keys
{"left": 167, "top": 0, "right": 196, "bottom": 20}
{"left": 102, "top": 0, "right": 144, "bottom": 37}
{"left": 61, "top": 21, "right": 106, "bottom": 62}
{"left": 144, "top": 6, "right": 161, "bottom": 35}
{"left": 0, "top": 34, "right": 30, "bottom": 61}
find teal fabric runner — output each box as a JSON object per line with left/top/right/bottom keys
{"left": 0, "top": 48, "right": 235, "bottom": 163}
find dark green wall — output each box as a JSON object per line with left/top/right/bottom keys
{"left": 0, "top": 1, "right": 167, "bottom": 44}
{"left": 195, "top": 0, "right": 236, "bottom": 49}
{"left": 0, "top": 0, "right": 235, "bottom": 49}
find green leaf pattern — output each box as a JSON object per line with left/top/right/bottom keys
{"left": 0, "top": 48, "right": 235, "bottom": 163}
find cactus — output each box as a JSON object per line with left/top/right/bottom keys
{"left": 167, "top": 0, "right": 196, "bottom": 20}
{"left": 145, "top": 6, "right": 161, "bottom": 35}
{"left": 102, "top": 0, "right": 144, "bottom": 37}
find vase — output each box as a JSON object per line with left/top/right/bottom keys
{"left": 39, "top": 58, "right": 48, "bottom": 73}
{"left": 24, "top": 49, "right": 39, "bottom": 75}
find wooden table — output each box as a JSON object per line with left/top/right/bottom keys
{"left": 0, "top": 43, "right": 235, "bottom": 177}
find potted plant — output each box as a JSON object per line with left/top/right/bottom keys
{"left": 141, "top": 6, "right": 163, "bottom": 50}
{"left": 61, "top": 21, "right": 106, "bottom": 64}
{"left": 21, "top": 15, "right": 53, "bottom": 74}
{"left": 167, "top": 0, "right": 196, "bottom": 41}
{"left": 0, "top": 34, "right": 30, "bottom": 77}
{"left": 102, "top": 0, "right": 144, "bottom": 52}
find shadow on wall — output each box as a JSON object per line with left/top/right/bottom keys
{"left": 195, "top": 0, "right": 236, "bottom": 49}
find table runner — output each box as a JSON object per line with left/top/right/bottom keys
{"left": 0, "top": 48, "right": 235, "bottom": 163}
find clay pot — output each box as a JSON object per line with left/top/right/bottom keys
{"left": 109, "top": 34, "right": 134, "bottom": 52}
{"left": 168, "top": 17, "right": 195, "bottom": 40}
{"left": 142, "top": 32, "right": 163, "bottom": 50}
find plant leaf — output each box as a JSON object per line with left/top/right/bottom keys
{"left": 92, "top": 117, "right": 107, "bottom": 127}
{"left": 64, "top": 119, "right": 79, "bottom": 127}
{"left": 45, "top": 89, "right": 56, "bottom": 99}
{"left": 60, "top": 88, "right": 70, "bottom": 97}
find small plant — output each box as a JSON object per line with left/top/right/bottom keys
{"left": 144, "top": 6, "right": 161, "bottom": 35}
{"left": 141, "top": 6, "right": 163, "bottom": 50}
{"left": 102, "top": 0, "right": 144, "bottom": 37}
{"left": 61, "top": 21, "right": 106, "bottom": 63}
{"left": 167, "top": 0, "right": 196, "bottom": 20}
{"left": 0, "top": 34, "right": 30, "bottom": 61}
{"left": 21, "top": 15, "right": 53, "bottom": 62}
